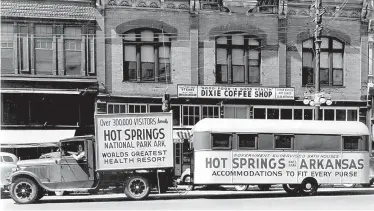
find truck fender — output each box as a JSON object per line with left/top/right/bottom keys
{"left": 9, "top": 171, "right": 53, "bottom": 192}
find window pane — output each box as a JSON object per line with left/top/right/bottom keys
{"left": 141, "top": 30, "right": 154, "bottom": 42}
{"left": 280, "top": 109, "right": 292, "bottom": 120}
{"left": 235, "top": 107, "right": 248, "bottom": 119}
{"left": 216, "top": 65, "right": 228, "bottom": 83}
{"left": 333, "top": 69, "right": 343, "bottom": 86}
{"left": 159, "top": 46, "right": 170, "bottom": 58}
{"left": 333, "top": 40, "right": 343, "bottom": 49}
{"left": 216, "top": 37, "right": 227, "bottom": 44}
{"left": 224, "top": 107, "right": 235, "bottom": 118}
{"left": 321, "top": 37, "right": 329, "bottom": 48}
{"left": 114, "top": 105, "right": 120, "bottom": 113}
{"left": 294, "top": 109, "right": 302, "bottom": 120}
{"left": 159, "top": 59, "right": 170, "bottom": 82}
{"left": 124, "top": 61, "right": 137, "bottom": 80}
{"left": 232, "top": 49, "right": 244, "bottom": 65}
{"left": 35, "top": 49, "right": 53, "bottom": 75}
{"left": 212, "top": 134, "right": 231, "bottom": 149}
{"left": 238, "top": 134, "right": 257, "bottom": 149}
{"left": 347, "top": 110, "right": 357, "bottom": 121}
{"left": 65, "top": 51, "right": 81, "bottom": 75}
{"left": 124, "top": 32, "right": 136, "bottom": 41}
{"left": 333, "top": 53, "right": 343, "bottom": 68}
{"left": 303, "top": 51, "right": 313, "bottom": 68}
{"left": 324, "top": 109, "right": 334, "bottom": 120}
{"left": 141, "top": 62, "right": 155, "bottom": 81}
{"left": 125, "top": 45, "right": 136, "bottom": 61}
{"left": 304, "top": 109, "right": 313, "bottom": 120}
{"left": 64, "top": 27, "right": 81, "bottom": 37}
{"left": 158, "top": 34, "right": 170, "bottom": 43}
{"left": 267, "top": 109, "right": 279, "bottom": 119}
{"left": 171, "top": 106, "right": 180, "bottom": 126}
{"left": 217, "top": 48, "right": 228, "bottom": 64}
{"left": 1, "top": 49, "right": 13, "bottom": 74}
{"left": 232, "top": 66, "right": 245, "bottom": 83}
{"left": 254, "top": 108, "right": 266, "bottom": 119}
{"left": 3, "top": 156, "right": 13, "bottom": 162}
{"left": 141, "top": 45, "right": 154, "bottom": 62}
{"left": 275, "top": 135, "right": 293, "bottom": 149}
{"left": 303, "top": 39, "right": 313, "bottom": 48}
{"left": 249, "top": 50, "right": 259, "bottom": 60}
{"left": 249, "top": 66, "right": 260, "bottom": 83}
{"left": 320, "top": 52, "right": 329, "bottom": 68}
{"left": 343, "top": 136, "right": 360, "bottom": 151}
{"left": 336, "top": 109, "right": 346, "bottom": 121}
{"left": 320, "top": 68, "right": 329, "bottom": 85}
{"left": 232, "top": 35, "right": 244, "bottom": 45}
{"left": 248, "top": 38, "right": 260, "bottom": 46}
{"left": 302, "top": 67, "right": 314, "bottom": 85}
{"left": 120, "top": 105, "right": 127, "bottom": 113}
{"left": 107, "top": 105, "right": 114, "bottom": 114}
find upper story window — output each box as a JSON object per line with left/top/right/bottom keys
{"left": 35, "top": 25, "right": 53, "bottom": 75}
{"left": 1, "top": 23, "right": 14, "bottom": 74}
{"left": 302, "top": 37, "right": 344, "bottom": 86}
{"left": 64, "top": 27, "right": 82, "bottom": 76}
{"left": 123, "top": 29, "right": 171, "bottom": 83}
{"left": 216, "top": 34, "right": 261, "bottom": 84}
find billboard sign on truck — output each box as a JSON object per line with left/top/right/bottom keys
{"left": 95, "top": 112, "right": 174, "bottom": 171}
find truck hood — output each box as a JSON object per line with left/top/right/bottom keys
{"left": 17, "top": 158, "right": 56, "bottom": 167}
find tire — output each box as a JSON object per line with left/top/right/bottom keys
{"left": 361, "top": 179, "right": 373, "bottom": 188}
{"left": 282, "top": 184, "right": 301, "bottom": 196}
{"left": 258, "top": 184, "right": 271, "bottom": 191}
{"left": 124, "top": 175, "right": 151, "bottom": 200}
{"left": 234, "top": 185, "right": 248, "bottom": 191}
{"left": 10, "top": 178, "right": 40, "bottom": 204}
{"left": 183, "top": 176, "right": 194, "bottom": 191}
{"left": 36, "top": 188, "right": 45, "bottom": 201}
{"left": 300, "top": 179, "right": 319, "bottom": 196}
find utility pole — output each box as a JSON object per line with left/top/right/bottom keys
{"left": 314, "top": 0, "right": 323, "bottom": 120}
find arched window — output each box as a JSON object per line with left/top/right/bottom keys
{"left": 215, "top": 34, "right": 261, "bottom": 84}
{"left": 123, "top": 29, "right": 171, "bottom": 82}
{"left": 302, "top": 37, "right": 344, "bottom": 86}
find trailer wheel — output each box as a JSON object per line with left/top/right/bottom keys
{"left": 234, "top": 185, "right": 248, "bottom": 191}
{"left": 282, "top": 184, "right": 301, "bottom": 196}
{"left": 258, "top": 184, "right": 271, "bottom": 191}
{"left": 300, "top": 178, "right": 318, "bottom": 196}
{"left": 124, "top": 175, "right": 150, "bottom": 200}
{"left": 10, "top": 178, "right": 39, "bottom": 204}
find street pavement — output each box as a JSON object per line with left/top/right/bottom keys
{"left": 1, "top": 187, "right": 374, "bottom": 210}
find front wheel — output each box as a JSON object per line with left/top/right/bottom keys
{"left": 10, "top": 178, "right": 39, "bottom": 204}
{"left": 124, "top": 175, "right": 150, "bottom": 200}
{"left": 300, "top": 179, "right": 319, "bottom": 196}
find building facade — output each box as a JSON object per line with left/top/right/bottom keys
{"left": 97, "top": 0, "right": 372, "bottom": 175}
{"left": 0, "top": 0, "right": 103, "bottom": 159}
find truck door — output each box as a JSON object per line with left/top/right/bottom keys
{"left": 58, "top": 139, "right": 94, "bottom": 189}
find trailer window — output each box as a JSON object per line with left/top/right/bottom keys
{"left": 343, "top": 136, "right": 360, "bottom": 151}
{"left": 211, "top": 134, "right": 232, "bottom": 149}
{"left": 274, "top": 135, "right": 293, "bottom": 150}
{"left": 238, "top": 134, "right": 257, "bottom": 149}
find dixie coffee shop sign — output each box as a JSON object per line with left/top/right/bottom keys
{"left": 177, "top": 85, "right": 294, "bottom": 100}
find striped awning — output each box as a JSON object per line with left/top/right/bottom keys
{"left": 173, "top": 129, "right": 191, "bottom": 143}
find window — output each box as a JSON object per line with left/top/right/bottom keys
{"left": 182, "top": 105, "right": 200, "bottom": 126}
{"left": 202, "top": 105, "right": 220, "bottom": 119}
{"left": 238, "top": 134, "right": 257, "bottom": 149}
{"left": 35, "top": 25, "right": 53, "bottom": 75}
{"left": 274, "top": 135, "right": 293, "bottom": 149}
{"left": 149, "top": 105, "right": 162, "bottom": 112}
{"left": 3, "top": 156, "right": 14, "bottom": 163}
{"left": 280, "top": 109, "right": 292, "bottom": 120}
{"left": 18, "top": 25, "right": 29, "bottom": 72}
{"left": 107, "top": 103, "right": 127, "bottom": 114}
{"left": 267, "top": 108, "right": 279, "bottom": 119}
{"left": 302, "top": 37, "right": 344, "bottom": 86}
{"left": 64, "top": 27, "right": 82, "bottom": 75}
{"left": 1, "top": 23, "right": 14, "bottom": 74}
{"left": 123, "top": 29, "right": 171, "bottom": 82}
{"left": 216, "top": 34, "right": 261, "bottom": 84}
{"left": 128, "top": 104, "right": 147, "bottom": 113}
{"left": 294, "top": 135, "right": 341, "bottom": 151}
{"left": 224, "top": 106, "right": 249, "bottom": 119}
{"left": 212, "top": 133, "right": 232, "bottom": 149}
{"left": 343, "top": 136, "right": 361, "bottom": 151}
{"left": 171, "top": 105, "right": 181, "bottom": 126}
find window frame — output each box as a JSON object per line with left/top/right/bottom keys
{"left": 237, "top": 133, "right": 258, "bottom": 150}
{"left": 342, "top": 135, "right": 362, "bottom": 151}
{"left": 128, "top": 103, "right": 147, "bottom": 113}
{"left": 182, "top": 105, "right": 201, "bottom": 126}
{"left": 107, "top": 103, "right": 127, "bottom": 114}
{"left": 122, "top": 29, "right": 171, "bottom": 83}
{"left": 302, "top": 36, "right": 344, "bottom": 87}
{"left": 215, "top": 34, "right": 261, "bottom": 84}
{"left": 211, "top": 133, "right": 233, "bottom": 150}
{"left": 273, "top": 134, "right": 294, "bottom": 150}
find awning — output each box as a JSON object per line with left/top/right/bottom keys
{"left": 173, "top": 129, "right": 191, "bottom": 143}
{"left": 1, "top": 88, "right": 80, "bottom": 95}
{"left": 0, "top": 129, "right": 76, "bottom": 148}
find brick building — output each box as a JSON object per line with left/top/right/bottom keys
{"left": 97, "top": 0, "right": 372, "bottom": 175}
{"left": 0, "top": 0, "right": 103, "bottom": 159}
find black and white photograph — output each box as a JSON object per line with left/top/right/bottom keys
{"left": 0, "top": 0, "right": 374, "bottom": 210}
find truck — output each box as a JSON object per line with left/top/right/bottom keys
{"left": 7, "top": 112, "right": 175, "bottom": 204}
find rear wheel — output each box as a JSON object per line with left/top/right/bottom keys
{"left": 124, "top": 175, "right": 150, "bottom": 200}
{"left": 258, "top": 184, "right": 271, "bottom": 191}
{"left": 234, "top": 185, "right": 248, "bottom": 191}
{"left": 10, "top": 178, "right": 39, "bottom": 204}
{"left": 300, "top": 179, "right": 318, "bottom": 196}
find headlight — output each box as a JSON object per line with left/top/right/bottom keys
{"left": 11, "top": 166, "right": 20, "bottom": 173}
